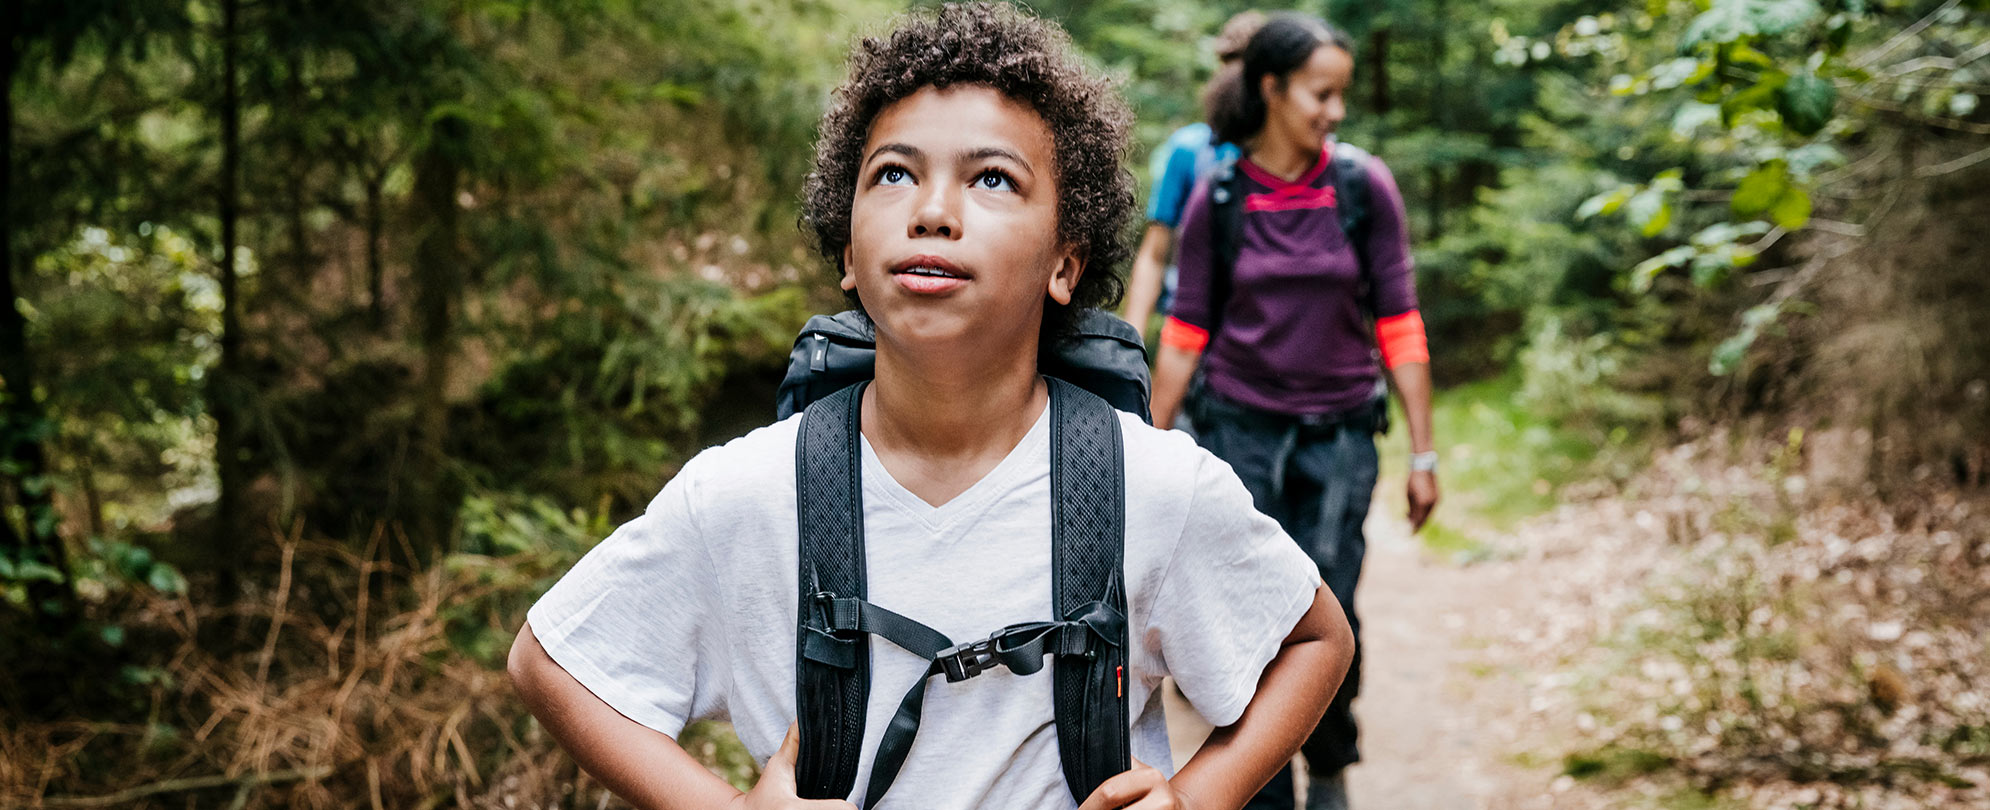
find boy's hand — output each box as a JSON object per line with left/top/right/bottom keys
{"left": 729, "top": 724, "right": 858, "bottom": 810}
{"left": 1076, "top": 758, "right": 1191, "bottom": 810}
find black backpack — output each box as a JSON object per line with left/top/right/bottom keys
{"left": 1206, "top": 140, "right": 1378, "bottom": 333}
{"left": 774, "top": 309, "right": 1149, "bottom": 807}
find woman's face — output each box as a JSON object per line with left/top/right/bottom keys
{"left": 842, "top": 84, "right": 1081, "bottom": 357}
{"left": 1260, "top": 44, "right": 1354, "bottom": 154}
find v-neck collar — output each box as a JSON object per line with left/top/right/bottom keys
{"left": 858, "top": 405, "right": 1051, "bottom": 532}
{"left": 1241, "top": 139, "right": 1335, "bottom": 189}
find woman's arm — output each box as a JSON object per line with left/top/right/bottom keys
{"left": 1120, "top": 223, "right": 1175, "bottom": 334}
{"left": 1149, "top": 341, "right": 1201, "bottom": 431}
{"left": 1386, "top": 361, "right": 1439, "bottom": 531}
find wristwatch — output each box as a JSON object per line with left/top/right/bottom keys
{"left": 1409, "top": 451, "right": 1439, "bottom": 473}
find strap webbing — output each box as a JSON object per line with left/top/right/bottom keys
{"left": 849, "top": 596, "right": 1126, "bottom": 810}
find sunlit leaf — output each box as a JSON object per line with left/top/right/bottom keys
{"left": 1746, "top": 0, "right": 1823, "bottom": 35}
{"left": 1732, "top": 162, "right": 1789, "bottom": 216}
{"left": 1648, "top": 58, "right": 1705, "bottom": 90}
{"left": 1578, "top": 187, "right": 1633, "bottom": 220}
{"left": 1626, "top": 188, "right": 1671, "bottom": 236}
{"left": 15, "top": 561, "right": 66, "bottom": 584}
{"left": 1711, "top": 304, "right": 1783, "bottom": 374}
{"left": 146, "top": 563, "right": 188, "bottom": 595}
{"left": 1721, "top": 70, "right": 1788, "bottom": 126}
{"left": 1672, "top": 102, "right": 1722, "bottom": 135}
{"left": 1631, "top": 246, "right": 1697, "bottom": 293}
{"left": 1769, "top": 187, "right": 1812, "bottom": 230}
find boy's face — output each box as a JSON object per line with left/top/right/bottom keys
{"left": 843, "top": 84, "right": 1081, "bottom": 358}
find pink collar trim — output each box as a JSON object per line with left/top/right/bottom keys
{"left": 1240, "top": 140, "right": 1334, "bottom": 189}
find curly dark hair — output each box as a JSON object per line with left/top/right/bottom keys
{"left": 800, "top": 2, "right": 1134, "bottom": 341}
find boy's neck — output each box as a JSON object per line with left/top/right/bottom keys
{"left": 861, "top": 335, "right": 1048, "bottom": 506}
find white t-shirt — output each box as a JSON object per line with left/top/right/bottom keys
{"left": 526, "top": 405, "right": 1320, "bottom": 809}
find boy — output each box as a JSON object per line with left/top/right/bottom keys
{"left": 508, "top": 5, "right": 1354, "bottom": 808}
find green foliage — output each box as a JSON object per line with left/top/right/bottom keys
{"left": 1680, "top": 0, "right": 1822, "bottom": 48}
{"left": 1564, "top": 745, "right": 1673, "bottom": 782}
{"left": 1566, "top": 0, "right": 1987, "bottom": 378}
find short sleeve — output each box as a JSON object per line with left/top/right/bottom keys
{"left": 1165, "top": 174, "right": 1219, "bottom": 332}
{"left": 1145, "top": 132, "right": 1203, "bottom": 228}
{"left": 1361, "top": 156, "right": 1418, "bottom": 318}
{"left": 524, "top": 460, "right": 728, "bottom": 737}
{"left": 1145, "top": 452, "right": 1321, "bottom": 727}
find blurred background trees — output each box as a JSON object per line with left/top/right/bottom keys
{"left": 2, "top": 0, "right": 1984, "bottom": 807}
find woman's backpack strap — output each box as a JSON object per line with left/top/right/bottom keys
{"left": 1046, "top": 378, "right": 1132, "bottom": 803}
{"left": 794, "top": 382, "right": 870, "bottom": 800}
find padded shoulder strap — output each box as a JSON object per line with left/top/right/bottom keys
{"left": 1047, "top": 378, "right": 1132, "bottom": 803}
{"left": 794, "top": 382, "right": 869, "bottom": 800}
{"left": 1331, "top": 142, "right": 1377, "bottom": 304}
{"left": 1330, "top": 141, "right": 1388, "bottom": 324}
{"left": 1208, "top": 154, "right": 1245, "bottom": 336}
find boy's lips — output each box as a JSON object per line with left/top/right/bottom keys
{"left": 890, "top": 254, "right": 971, "bottom": 295}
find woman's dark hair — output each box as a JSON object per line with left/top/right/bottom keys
{"left": 801, "top": 2, "right": 1135, "bottom": 341}
{"left": 1205, "top": 13, "right": 1355, "bottom": 145}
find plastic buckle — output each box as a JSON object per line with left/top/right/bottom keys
{"left": 937, "top": 637, "right": 999, "bottom": 683}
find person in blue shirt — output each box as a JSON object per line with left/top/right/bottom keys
{"left": 1119, "top": 11, "right": 1264, "bottom": 336}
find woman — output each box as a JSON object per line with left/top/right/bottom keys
{"left": 1148, "top": 13, "right": 1440, "bottom": 810}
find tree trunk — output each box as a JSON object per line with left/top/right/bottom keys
{"left": 212, "top": 0, "right": 245, "bottom": 601}
{"left": 408, "top": 115, "right": 466, "bottom": 556}
{"left": 1368, "top": 27, "right": 1391, "bottom": 152}
{"left": 366, "top": 173, "right": 386, "bottom": 330}
{"left": 2, "top": 0, "right": 75, "bottom": 618}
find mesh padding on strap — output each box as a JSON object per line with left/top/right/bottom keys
{"left": 794, "top": 383, "right": 869, "bottom": 800}
{"left": 1048, "top": 378, "right": 1132, "bottom": 802}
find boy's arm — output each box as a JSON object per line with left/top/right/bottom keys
{"left": 510, "top": 623, "right": 859, "bottom": 810}
{"left": 508, "top": 621, "right": 744, "bottom": 809}
{"left": 1081, "top": 585, "right": 1352, "bottom": 810}
{"left": 1173, "top": 584, "right": 1353, "bottom": 808}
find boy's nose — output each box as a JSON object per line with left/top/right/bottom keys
{"left": 909, "top": 185, "right": 963, "bottom": 239}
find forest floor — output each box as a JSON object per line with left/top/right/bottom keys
{"left": 1166, "top": 414, "right": 1990, "bottom": 810}
{"left": 1165, "top": 494, "right": 1627, "bottom": 810}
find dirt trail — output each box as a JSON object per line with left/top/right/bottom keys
{"left": 1167, "top": 505, "right": 1616, "bottom": 810}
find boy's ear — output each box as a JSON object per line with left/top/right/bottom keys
{"left": 1045, "top": 248, "right": 1085, "bottom": 306}
{"left": 839, "top": 244, "right": 857, "bottom": 291}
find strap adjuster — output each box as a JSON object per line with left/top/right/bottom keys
{"left": 937, "top": 637, "right": 1000, "bottom": 683}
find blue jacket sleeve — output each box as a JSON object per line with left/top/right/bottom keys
{"left": 1145, "top": 133, "right": 1203, "bottom": 228}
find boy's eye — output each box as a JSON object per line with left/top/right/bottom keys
{"left": 877, "top": 166, "right": 914, "bottom": 186}
{"left": 974, "top": 171, "right": 1016, "bottom": 192}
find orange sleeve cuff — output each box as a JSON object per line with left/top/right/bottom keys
{"left": 1161, "top": 316, "right": 1210, "bottom": 353}
{"left": 1376, "top": 310, "right": 1429, "bottom": 368}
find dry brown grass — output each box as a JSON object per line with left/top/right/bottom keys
{"left": 0, "top": 527, "right": 744, "bottom": 810}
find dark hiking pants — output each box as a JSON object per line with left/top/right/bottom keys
{"left": 1190, "top": 388, "right": 1380, "bottom": 809}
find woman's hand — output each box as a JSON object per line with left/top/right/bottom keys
{"left": 1076, "top": 759, "right": 1193, "bottom": 810}
{"left": 728, "top": 724, "right": 858, "bottom": 810}
{"left": 1407, "top": 469, "right": 1439, "bottom": 531}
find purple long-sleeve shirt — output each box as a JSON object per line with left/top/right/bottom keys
{"left": 1167, "top": 144, "right": 1417, "bottom": 417}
